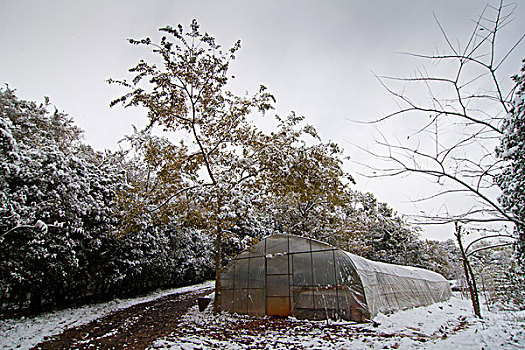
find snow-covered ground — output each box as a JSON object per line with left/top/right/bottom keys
{"left": 149, "top": 293, "right": 525, "bottom": 350}
{"left": 1, "top": 283, "right": 523, "bottom": 350}
{"left": 0, "top": 280, "right": 214, "bottom": 350}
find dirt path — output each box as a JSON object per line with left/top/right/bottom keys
{"left": 32, "top": 287, "right": 214, "bottom": 350}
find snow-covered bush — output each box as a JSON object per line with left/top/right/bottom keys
{"left": 0, "top": 87, "right": 122, "bottom": 311}
{"left": 0, "top": 87, "right": 214, "bottom": 315}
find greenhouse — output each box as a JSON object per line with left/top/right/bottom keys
{"left": 220, "top": 234, "right": 452, "bottom": 321}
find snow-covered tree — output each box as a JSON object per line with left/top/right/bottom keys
{"left": 0, "top": 86, "right": 126, "bottom": 310}
{"left": 497, "top": 60, "right": 525, "bottom": 263}
{"left": 109, "top": 20, "right": 363, "bottom": 312}
{"left": 0, "top": 87, "right": 213, "bottom": 313}
{"left": 337, "top": 191, "right": 423, "bottom": 266}
{"left": 242, "top": 112, "right": 355, "bottom": 241}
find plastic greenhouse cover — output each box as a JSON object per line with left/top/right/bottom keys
{"left": 221, "top": 234, "right": 451, "bottom": 320}
{"left": 344, "top": 252, "right": 451, "bottom": 317}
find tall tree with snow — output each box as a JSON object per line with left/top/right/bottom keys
{"left": 108, "top": 20, "right": 276, "bottom": 312}
{"left": 252, "top": 112, "right": 355, "bottom": 241}
{"left": 497, "top": 60, "right": 525, "bottom": 263}
{"left": 108, "top": 20, "right": 363, "bottom": 313}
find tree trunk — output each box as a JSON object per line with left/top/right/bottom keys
{"left": 455, "top": 223, "right": 482, "bottom": 318}
{"left": 213, "top": 221, "right": 222, "bottom": 314}
{"left": 29, "top": 288, "right": 43, "bottom": 313}
{"left": 480, "top": 274, "right": 491, "bottom": 311}
{"left": 462, "top": 254, "right": 482, "bottom": 318}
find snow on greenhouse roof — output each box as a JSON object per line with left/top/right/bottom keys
{"left": 344, "top": 252, "right": 447, "bottom": 283}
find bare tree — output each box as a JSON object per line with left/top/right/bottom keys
{"left": 454, "top": 222, "right": 514, "bottom": 318}
{"left": 454, "top": 223, "right": 482, "bottom": 317}
{"left": 361, "top": 1, "right": 524, "bottom": 230}
{"left": 357, "top": 1, "right": 525, "bottom": 315}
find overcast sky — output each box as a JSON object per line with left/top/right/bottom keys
{"left": 1, "top": 0, "right": 524, "bottom": 240}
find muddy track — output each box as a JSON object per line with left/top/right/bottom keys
{"left": 32, "top": 287, "right": 214, "bottom": 350}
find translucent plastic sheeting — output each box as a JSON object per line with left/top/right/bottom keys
{"left": 220, "top": 234, "right": 451, "bottom": 321}
{"left": 346, "top": 252, "right": 452, "bottom": 317}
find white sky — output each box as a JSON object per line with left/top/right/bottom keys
{"left": 1, "top": 0, "right": 524, "bottom": 240}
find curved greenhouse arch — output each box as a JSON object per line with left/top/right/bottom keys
{"left": 220, "top": 234, "right": 451, "bottom": 321}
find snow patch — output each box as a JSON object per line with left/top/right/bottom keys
{"left": 0, "top": 280, "right": 214, "bottom": 350}
{"left": 149, "top": 294, "right": 525, "bottom": 349}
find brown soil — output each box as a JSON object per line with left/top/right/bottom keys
{"left": 31, "top": 287, "right": 213, "bottom": 350}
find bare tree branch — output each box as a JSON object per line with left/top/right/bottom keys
{"left": 359, "top": 1, "right": 523, "bottom": 231}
